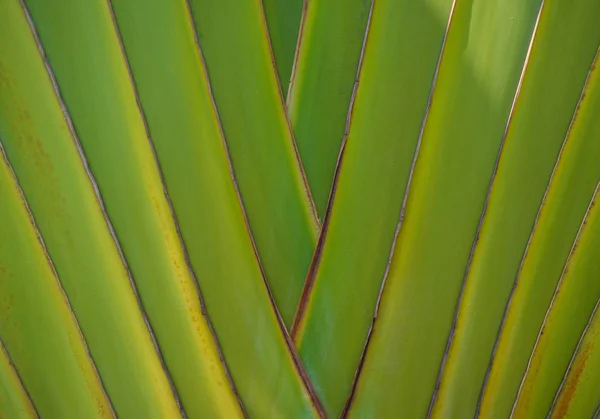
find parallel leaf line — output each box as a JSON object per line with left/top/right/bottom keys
{"left": 258, "top": 0, "right": 320, "bottom": 228}
{"left": 340, "top": 1, "right": 459, "bottom": 415}
{"left": 285, "top": 0, "right": 309, "bottom": 101}
{"left": 289, "top": 0, "right": 375, "bottom": 339}
{"left": 0, "top": 137, "right": 114, "bottom": 417}
{"left": 183, "top": 2, "right": 325, "bottom": 415}
{"left": 475, "top": 44, "right": 600, "bottom": 417}
{"left": 104, "top": 1, "right": 246, "bottom": 415}
{"left": 0, "top": 337, "right": 39, "bottom": 418}
{"left": 549, "top": 294, "right": 600, "bottom": 415}
{"left": 183, "top": 0, "right": 265, "bottom": 301}
{"left": 17, "top": 0, "right": 183, "bottom": 412}
{"left": 510, "top": 178, "right": 600, "bottom": 417}
{"left": 426, "top": 0, "right": 546, "bottom": 414}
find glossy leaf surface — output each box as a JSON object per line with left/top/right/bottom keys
{"left": 189, "top": 0, "right": 319, "bottom": 327}
{"left": 431, "top": 0, "right": 600, "bottom": 416}
{"left": 546, "top": 57, "right": 600, "bottom": 419}
{"left": 293, "top": 0, "right": 453, "bottom": 415}
{"left": 287, "top": 0, "right": 372, "bottom": 217}
{"left": 0, "top": 0, "right": 179, "bottom": 416}
{"left": 512, "top": 137, "right": 600, "bottom": 417}
{"left": 347, "top": 0, "right": 543, "bottom": 416}
{"left": 0, "top": 13, "right": 113, "bottom": 403}
{"left": 263, "top": 0, "right": 303, "bottom": 93}
{"left": 0, "top": 341, "right": 35, "bottom": 419}
{"left": 550, "top": 298, "right": 600, "bottom": 419}
{"left": 480, "top": 47, "right": 600, "bottom": 418}
{"left": 0, "top": 148, "right": 111, "bottom": 418}
{"left": 110, "top": 0, "right": 322, "bottom": 416}
{"left": 0, "top": 0, "right": 599, "bottom": 417}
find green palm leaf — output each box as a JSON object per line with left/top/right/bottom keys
{"left": 1, "top": 0, "right": 599, "bottom": 417}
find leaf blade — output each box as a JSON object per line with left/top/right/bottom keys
{"left": 188, "top": 0, "right": 319, "bottom": 328}
{"left": 292, "top": 0, "right": 454, "bottom": 415}
{"left": 0, "top": 142, "right": 111, "bottom": 418}
{"left": 550, "top": 297, "right": 600, "bottom": 419}
{"left": 0, "top": 0, "right": 184, "bottom": 416}
{"left": 262, "top": 0, "right": 304, "bottom": 94}
{"left": 286, "top": 0, "right": 372, "bottom": 217}
{"left": 512, "top": 80, "right": 600, "bottom": 416}
{"left": 108, "top": 0, "right": 325, "bottom": 416}
{"left": 346, "top": 0, "right": 544, "bottom": 416}
{"left": 430, "top": 1, "right": 600, "bottom": 417}
{"left": 480, "top": 47, "right": 600, "bottom": 418}
{"left": 0, "top": 340, "right": 36, "bottom": 419}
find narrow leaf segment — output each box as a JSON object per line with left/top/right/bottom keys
{"left": 0, "top": 340, "right": 36, "bottom": 419}
{"left": 262, "top": 0, "right": 303, "bottom": 94}
{"left": 512, "top": 77, "right": 600, "bottom": 417}
{"left": 430, "top": 0, "right": 600, "bottom": 417}
{"left": 291, "top": 0, "right": 454, "bottom": 415}
{"left": 0, "top": 143, "right": 111, "bottom": 417}
{"left": 286, "top": 0, "right": 373, "bottom": 217}
{"left": 89, "top": 0, "right": 248, "bottom": 415}
{"left": 550, "top": 300, "right": 600, "bottom": 419}
{"left": 480, "top": 48, "right": 600, "bottom": 417}
{"left": 550, "top": 296, "right": 600, "bottom": 419}
{"left": 0, "top": 2, "right": 197, "bottom": 417}
{"left": 547, "top": 56, "right": 600, "bottom": 419}
{"left": 346, "top": 0, "right": 543, "bottom": 416}
{"left": 1, "top": 0, "right": 183, "bottom": 416}
{"left": 188, "top": 0, "right": 319, "bottom": 327}
{"left": 109, "top": 0, "right": 323, "bottom": 416}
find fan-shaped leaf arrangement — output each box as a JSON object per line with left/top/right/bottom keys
{"left": 0, "top": 0, "right": 599, "bottom": 417}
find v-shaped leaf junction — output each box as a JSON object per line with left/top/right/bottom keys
{"left": 0, "top": 0, "right": 599, "bottom": 418}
